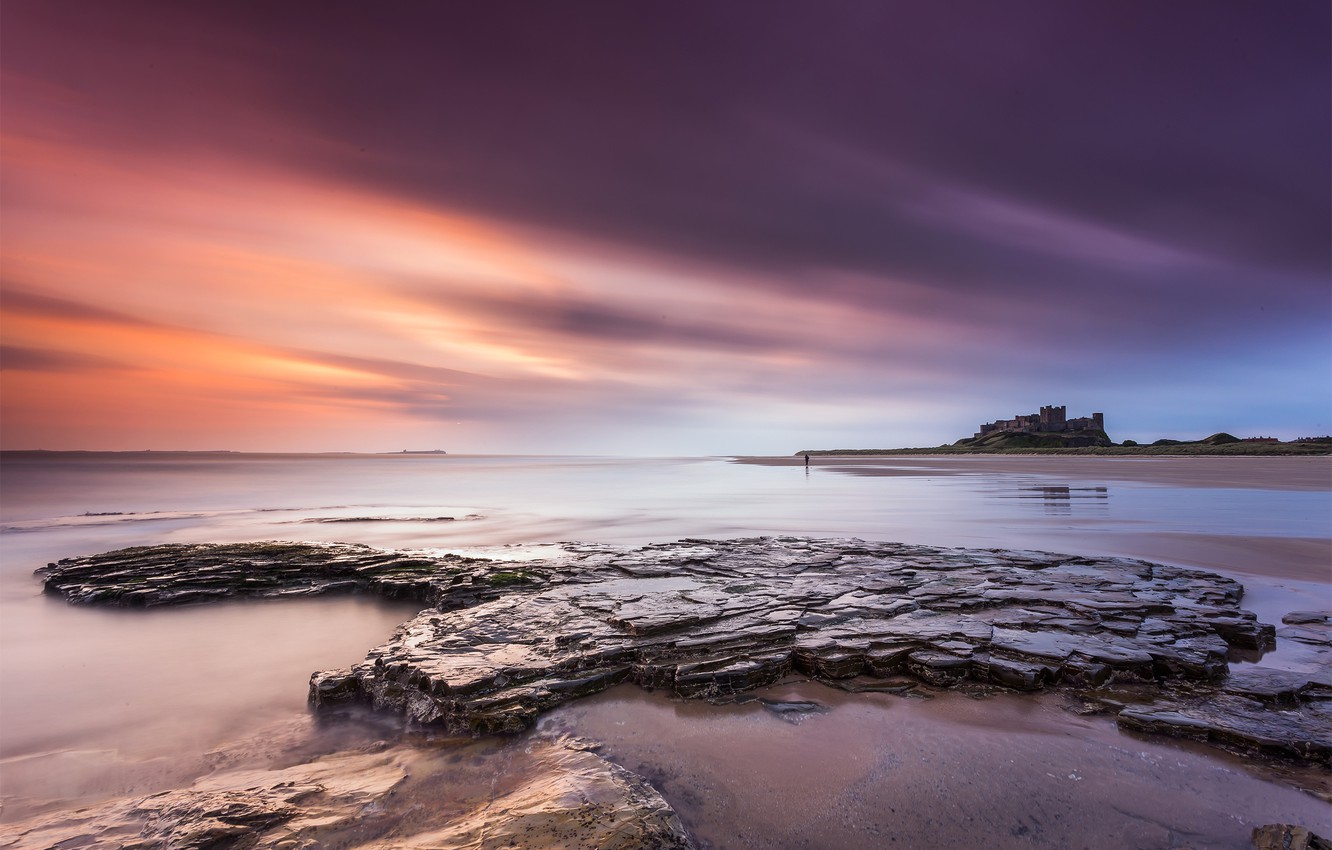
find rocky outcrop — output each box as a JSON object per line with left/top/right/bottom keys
{"left": 1118, "top": 693, "right": 1331, "bottom": 765}
{"left": 401, "top": 737, "right": 694, "bottom": 849}
{"left": 40, "top": 537, "right": 1329, "bottom": 768}
{"left": 1252, "top": 823, "right": 1332, "bottom": 850}
{"left": 1, "top": 740, "right": 410, "bottom": 849}
{"left": 0, "top": 736, "right": 695, "bottom": 850}
{"left": 1118, "top": 611, "right": 1332, "bottom": 766}
{"left": 39, "top": 541, "right": 532, "bottom": 608}
{"left": 301, "top": 537, "right": 1276, "bottom": 733}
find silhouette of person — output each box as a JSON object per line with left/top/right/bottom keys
{"left": 804, "top": 454, "right": 810, "bottom": 467}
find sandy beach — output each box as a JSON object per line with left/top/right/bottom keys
{"left": 738, "top": 455, "right": 1332, "bottom": 492}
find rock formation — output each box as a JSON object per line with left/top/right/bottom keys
{"left": 0, "top": 735, "right": 694, "bottom": 850}
{"left": 39, "top": 540, "right": 510, "bottom": 609}
{"left": 38, "top": 537, "right": 1330, "bottom": 773}
{"left": 1251, "top": 823, "right": 1332, "bottom": 850}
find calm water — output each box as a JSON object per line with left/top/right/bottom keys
{"left": 1, "top": 452, "right": 1329, "bottom": 837}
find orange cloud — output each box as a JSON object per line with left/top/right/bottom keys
{"left": 1, "top": 87, "right": 998, "bottom": 451}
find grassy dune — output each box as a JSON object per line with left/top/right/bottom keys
{"left": 799, "top": 434, "right": 1332, "bottom": 457}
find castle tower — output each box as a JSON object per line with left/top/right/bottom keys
{"left": 1039, "top": 405, "right": 1066, "bottom": 431}
{"left": 1093, "top": 412, "right": 1104, "bottom": 431}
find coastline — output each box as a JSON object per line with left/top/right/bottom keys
{"left": 735, "top": 453, "right": 1332, "bottom": 491}
{"left": 792, "top": 444, "right": 1332, "bottom": 457}
{"left": 3, "top": 454, "right": 1329, "bottom": 849}
{"left": 12, "top": 535, "right": 1331, "bottom": 849}
{"left": 735, "top": 455, "right": 1332, "bottom": 585}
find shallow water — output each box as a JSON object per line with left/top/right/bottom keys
{"left": 0, "top": 593, "right": 423, "bottom": 820}
{"left": 542, "top": 682, "right": 1332, "bottom": 849}
{"left": 1, "top": 452, "right": 1328, "bottom": 833}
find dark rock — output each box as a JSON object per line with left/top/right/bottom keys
{"left": 1117, "top": 694, "right": 1332, "bottom": 766}
{"left": 1277, "top": 612, "right": 1332, "bottom": 651}
{"left": 829, "top": 676, "right": 921, "bottom": 695}
{"left": 1102, "top": 607, "right": 1332, "bottom": 769}
{"left": 1223, "top": 667, "right": 1332, "bottom": 707}
{"left": 40, "top": 536, "right": 1325, "bottom": 768}
{"left": 306, "top": 538, "right": 1276, "bottom": 734}
{"left": 1282, "top": 611, "right": 1330, "bottom": 626}
{"left": 39, "top": 541, "right": 528, "bottom": 609}
{"left": 756, "top": 698, "right": 829, "bottom": 723}
{"left": 1252, "top": 823, "right": 1332, "bottom": 850}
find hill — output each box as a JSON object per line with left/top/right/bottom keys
{"left": 798, "top": 436, "right": 1331, "bottom": 457}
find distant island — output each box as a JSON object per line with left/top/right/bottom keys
{"left": 799, "top": 404, "right": 1332, "bottom": 456}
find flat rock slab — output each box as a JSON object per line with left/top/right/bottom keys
{"left": 401, "top": 737, "right": 694, "bottom": 850}
{"left": 298, "top": 537, "right": 1277, "bottom": 731}
{"left": 38, "top": 541, "right": 517, "bottom": 609}
{"left": 1118, "top": 695, "right": 1332, "bottom": 765}
{"left": 0, "top": 736, "right": 693, "bottom": 850}
{"left": 41, "top": 537, "right": 1329, "bottom": 768}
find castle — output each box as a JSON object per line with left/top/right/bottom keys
{"left": 975, "top": 405, "right": 1105, "bottom": 439}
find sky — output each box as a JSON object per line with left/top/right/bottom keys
{"left": 2, "top": 1, "right": 1329, "bottom": 454}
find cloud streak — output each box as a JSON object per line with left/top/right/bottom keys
{"left": 1, "top": 1, "right": 1327, "bottom": 451}
{"left": 0, "top": 344, "right": 133, "bottom": 373}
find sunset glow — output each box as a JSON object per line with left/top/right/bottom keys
{"left": 2, "top": 2, "right": 1328, "bottom": 452}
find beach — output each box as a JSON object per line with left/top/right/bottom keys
{"left": 1, "top": 453, "right": 1328, "bottom": 848}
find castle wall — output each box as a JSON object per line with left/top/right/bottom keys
{"left": 1039, "top": 405, "right": 1066, "bottom": 429}
{"left": 976, "top": 405, "right": 1105, "bottom": 439}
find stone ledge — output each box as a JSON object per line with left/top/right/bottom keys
{"left": 42, "top": 536, "right": 1330, "bottom": 771}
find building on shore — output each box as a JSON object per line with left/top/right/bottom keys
{"left": 975, "top": 405, "right": 1105, "bottom": 440}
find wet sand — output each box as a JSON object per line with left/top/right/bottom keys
{"left": 541, "top": 681, "right": 1332, "bottom": 850}
{"left": 1058, "top": 530, "right": 1331, "bottom": 585}
{"left": 738, "top": 455, "right": 1332, "bottom": 491}
{"left": 739, "top": 455, "right": 1332, "bottom": 586}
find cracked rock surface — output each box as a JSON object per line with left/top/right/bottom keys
{"left": 1115, "top": 611, "right": 1332, "bottom": 766}
{"left": 39, "top": 536, "right": 1329, "bottom": 774}
{"left": 39, "top": 540, "right": 518, "bottom": 609}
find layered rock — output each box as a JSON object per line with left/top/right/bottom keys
{"left": 301, "top": 537, "right": 1277, "bottom": 733}
{"left": 399, "top": 737, "right": 694, "bottom": 849}
{"left": 1, "top": 741, "right": 409, "bottom": 849}
{"left": 1252, "top": 824, "right": 1332, "bottom": 850}
{"left": 40, "top": 537, "right": 1329, "bottom": 768}
{"left": 1118, "top": 611, "right": 1332, "bottom": 765}
{"left": 0, "top": 736, "right": 694, "bottom": 850}
{"left": 39, "top": 540, "right": 527, "bottom": 608}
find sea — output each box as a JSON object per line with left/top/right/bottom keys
{"left": 1, "top": 452, "right": 1329, "bottom": 847}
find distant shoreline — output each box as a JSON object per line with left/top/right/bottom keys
{"left": 792, "top": 443, "right": 1331, "bottom": 457}
{"left": 735, "top": 453, "right": 1331, "bottom": 495}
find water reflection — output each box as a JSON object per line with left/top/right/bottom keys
{"left": 1008, "top": 484, "right": 1110, "bottom": 516}
{"left": 545, "top": 682, "right": 1332, "bottom": 850}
